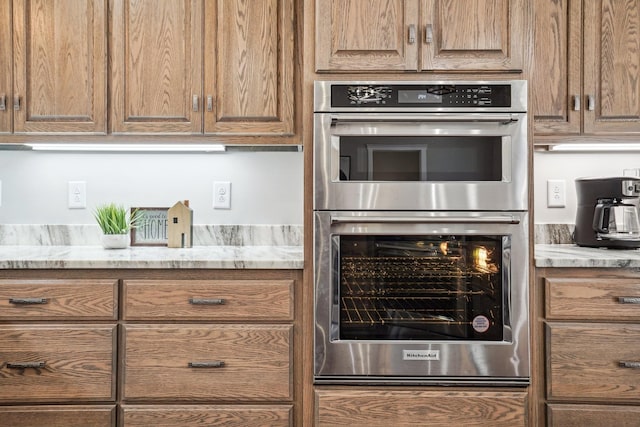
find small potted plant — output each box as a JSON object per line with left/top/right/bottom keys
{"left": 93, "top": 203, "right": 141, "bottom": 249}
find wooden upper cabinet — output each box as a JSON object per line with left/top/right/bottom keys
{"left": 315, "top": 0, "right": 523, "bottom": 72}
{"left": 420, "top": 0, "right": 524, "bottom": 71}
{"left": 203, "top": 0, "right": 295, "bottom": 135}
{"left": 12, "top": 0, "right": 107, "bottom": 134}
{"left": 110, "top": 0, "right": 203, "bottom": 134}
{"left": 315, "top": 0, "right": 420, "bottom": 71}
{"left": 534, "top": 0, "right": 640, "bottom": 137}
{"left": 0, "top": 2, "right": 11, "bottom": 134}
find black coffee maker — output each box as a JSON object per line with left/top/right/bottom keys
{"left": 574, "top": 177, "right": 640, "bottom": 248}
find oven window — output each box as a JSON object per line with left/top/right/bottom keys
{"left": 338, "top": 235, "right": 504, "bottom": 340}
{"left": 338, "top": 136, "right": 502, "bottom": 181}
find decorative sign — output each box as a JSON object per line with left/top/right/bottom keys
{"left": 130, "top": 207, "right": 169, "bottom": 246}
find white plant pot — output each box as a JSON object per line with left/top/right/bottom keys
{"left": 101, "top": 233, "right": 129, "bottom": 249}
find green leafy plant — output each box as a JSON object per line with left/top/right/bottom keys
{"left": 93, "top": 203, "right": 142, "bottom": 235}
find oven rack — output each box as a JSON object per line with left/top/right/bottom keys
{"left": 340, "top": 296, "right": 470, "bottom": 325}
{"left": 341, "top": 281, "right": 491, "bottom": 297}
{"left": 340, "top": 256, "right": 498, "bottom": 279}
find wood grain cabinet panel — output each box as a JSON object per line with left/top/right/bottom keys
{"left": 546, "top": 322, "right": 640, "bottom": 400}
{"left": 0, "top": 279, "right": 118, "bottom": 320}
{"left": 122, "top": 324, "right": 293, "bottom": 401}
{"left": 547, "top": 403, "right": 640, "bottom": 427}
{"left": 12, "top": 0, "right": 107, "bottom": 134}
{"left": 0, "top": 325, "right": 116, "bottom": 402}
{"left": 315, "top": 388, "right": 527, "bottom": 426}
{"left": 123, "top": 279, "right": 293, "bottom": 321}
{"left": 121, "top": 405, "right": 292, "bottom": 427}
{"left": 0, "top": 405, "right": 115, "bottom": 427}
{"left": 0, "top": 1, "right": 12, "bottom": 134}
{"left": 545, "top": 277, "right": 640, "bottom": 321}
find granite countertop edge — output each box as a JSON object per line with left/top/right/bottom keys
{"left": 0, "top": 245, "right": 304, "bottom": 270}
{"left": 535, "top": 243, "right": 640, "bottom": 268}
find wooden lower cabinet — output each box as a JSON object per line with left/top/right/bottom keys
{"left": 120, "top": 405, "right": 293, "bottom": 427}
{"left": 547, "top": 403, "right": 640, "bottom": 427}
{"left": 314, "top": 388, "right": 528, "bottom": 426}
{"left": 0, "top": 405, "right": 115, "bottom": 427}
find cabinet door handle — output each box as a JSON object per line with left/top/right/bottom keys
{"left": 5, "top": 361, "right": 47, "bottom": 370}
{"left": 207, "top": 95, "right": 213, "bottom": 112}
{"left": 587, "top": 95, "right": 595, "bottom": 111}
{"left": 192, "top": 95, "right": 199, "bottom": 112}
{"left": 619, "top": 361, "right": 640, "bottom": 369}
{"left": 0, "top": 94, "right": 5, "bottom": 111}
{"left": 408, "top": 24, "right": 416, "bottom": 44}
{"left": 188, "top": 361, "right": 225, "bottom": 368}
{"left": 425, "top": 24, "right": 433, "bottom": 43}
{"left": 189, "top": 297, "right": 225, "bottom": 305}
{"left": 618, "top": 296, "right": 640, "bottom": 304}
{"left": 9, "top": 297, "right": 48, "bottom": 305}
{"left": 13, "top": 96, "right": 20, "bottom": 111}
{"left": 572, "top": 95, "right": 580, "bottom": 111}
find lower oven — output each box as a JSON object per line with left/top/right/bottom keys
{"left": 313, "top": 210, "right": 529, "bottom": 385}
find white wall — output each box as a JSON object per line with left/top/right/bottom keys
{"left": 0, "top": 149, "right": 303, "bottom": 225}
{"left": 533, "top": 151, "right": 640, "bottom": 224}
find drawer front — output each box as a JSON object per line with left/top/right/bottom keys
{"left": 547, "top": 323, "right": 640, "bottom": 400}
{"left": 315, "top": 389, "right": 527, "bottom": 426}
{"left": 123, "top": 324, "right": 292, "bottom": 400}
{"left": 123, "top": 280, "right": 293, "bottom": 321}
{"left": 0, "top": 325, "right": 116, "bottom": 402}
{"left": 0, "top": 279, "right": 118, "bottom": 320}
{"left": 121, "top": 405, "right": 293, "bottom": 427}
{"left": 0, "top": 405, "right": 115, "bottom": 427}
{"left": 546, "top": 278, "right": 640, "bottom": 321}
{"left": 548, "top": 403, "right": 640, "bottom": 427}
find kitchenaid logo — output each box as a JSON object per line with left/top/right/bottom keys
{"left": 402, "top": 349, "right": 440, "bottom": 361}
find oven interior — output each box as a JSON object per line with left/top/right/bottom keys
{"left": 336, "top": 234, "right": 505, "bottom": 341}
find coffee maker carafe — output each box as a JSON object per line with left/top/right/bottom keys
{"left": 574, "top": 177, "right": 640, "bottom": 248}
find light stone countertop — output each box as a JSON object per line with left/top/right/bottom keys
{"left": 0, "top": 245, "right": 304, "bottom": 269}
{"left": 535, "top": 243, "right": 640, "bottom": 268}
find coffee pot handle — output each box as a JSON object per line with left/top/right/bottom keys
{"left": 593, "top": 203, "right": 611, "bottom": 233}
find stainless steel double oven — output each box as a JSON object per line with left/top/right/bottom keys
{"left": 313, "top": 81, "right": 529, "bottom": 385}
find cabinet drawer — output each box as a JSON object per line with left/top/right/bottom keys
{"left": 121, "top": 405, "right": 292, "bottom": 427}
{"left": 122, "top": 324, "right": 292, "bottom": 400}
{"left": 547, "top": 403, "right": 640, "bottom": 426}
{"left": 0, "top": 279, "right": 117, "bottom": 320}
{"left": 545, "top": 277, "right": 640, "bottom": 320}
{"left": 315, "top": 389, "right": 527, "bottom": 426}
{"left": 547, "top": 323, "right": 640, "bottom": 400}
{"left": 0, "top": 325, "right": 116, "bottom": 402}
{"left": 0, "top": 405, "right": 115, "bottom": 427}
{"left": 123, "top": 280, "right": 293, "bottom": 321}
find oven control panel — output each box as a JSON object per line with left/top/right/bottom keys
{"left": 333, "top": 84, "right": 511, "bottom": 107}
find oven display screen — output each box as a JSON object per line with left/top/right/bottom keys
{"left": 398, "top": 90, "right": 443, "bottom": 104}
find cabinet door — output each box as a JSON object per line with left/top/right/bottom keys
{"left": 315, "top": 0, "right": 419, "bottom": 71}
{"left": 532, "top": 0, "right": 581, "bottom": 134}
{"left": 204, "top": 0, "right": 294, "bottom": 136}
{"left": 420, "top": 0, "right": 524, "bottom": 71}
{"left": 0, "top": 406, "right": 115, "bottom": 427}
{"left": 111, "top": 0, "right": 203, "bottom": 134}
{"left": 12, "top": 0, "right": 107, "bottom": 134}
{"left": 0, "top": 1, "right": 11, "bottom": 134}
{"left": 584, "top": 0, "right": 640, "bottom": 134}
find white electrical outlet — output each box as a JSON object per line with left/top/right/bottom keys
{"left": 547, "top": 179, "right": 566, "bottom": 208}
{"left": 213, "top": 181, "right": 231, "bottom": 209}
{"left": 68, "top": 181, "right": 87, "bottom": 209}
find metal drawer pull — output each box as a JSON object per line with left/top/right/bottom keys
{"left": 618, "top": 296, "right": 640, "bottom": 304}
{"left": 189, "top": 298, "right": 225, "bottom": 305}
{"left": 207, "top": 95, "right": 213, "bottom": 112}
{"left": 192, "top": 95, "right": 199, "bottom": 112}
{"left": 425, "top": 24, "right": 433, "bottom": 43}
{"left": 587, "top": 95, "right": 595, "bottom": 111}
{"left": 188, "top": 361, "right": 225, "bottom": 368}
{"left": 6, "top": 362, "right": 47, "bottom": 369}
{"left": 573, "top": 95, "right": 580, "bottom": 111}
{"left": 0, "top": 94, "right": 5, "bottom": 111}
{"left": 9, "top": 297, "right": 48, "bottom": 305}
{"left": 408, "top": 24, "right": 416, "bottom": 44}
{"left": 619, "top": 361, "right": 640, "bottom": 369}
{"left": 13, "top": 96, "right": 20, "bottom": 111}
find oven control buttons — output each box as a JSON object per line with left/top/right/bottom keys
{"left": 347, "top": 86, "right": 391, "bottom": 104}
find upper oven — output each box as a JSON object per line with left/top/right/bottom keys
{"left": 313, "top": 80, "right": 528, "bottom": 212}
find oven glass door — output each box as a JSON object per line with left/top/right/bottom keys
{"left": 338, "top": 234, "right": 505, "bottom": 341}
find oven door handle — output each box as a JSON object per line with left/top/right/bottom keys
{"left": 330, "top": 215, "right": 521, "bottom": 225}
{"left": 330, "top": 114, "right": 519, "bottom": 125}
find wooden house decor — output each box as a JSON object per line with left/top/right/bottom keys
{"left": 167, "top": 200, "right": 193, "bottom": 248}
